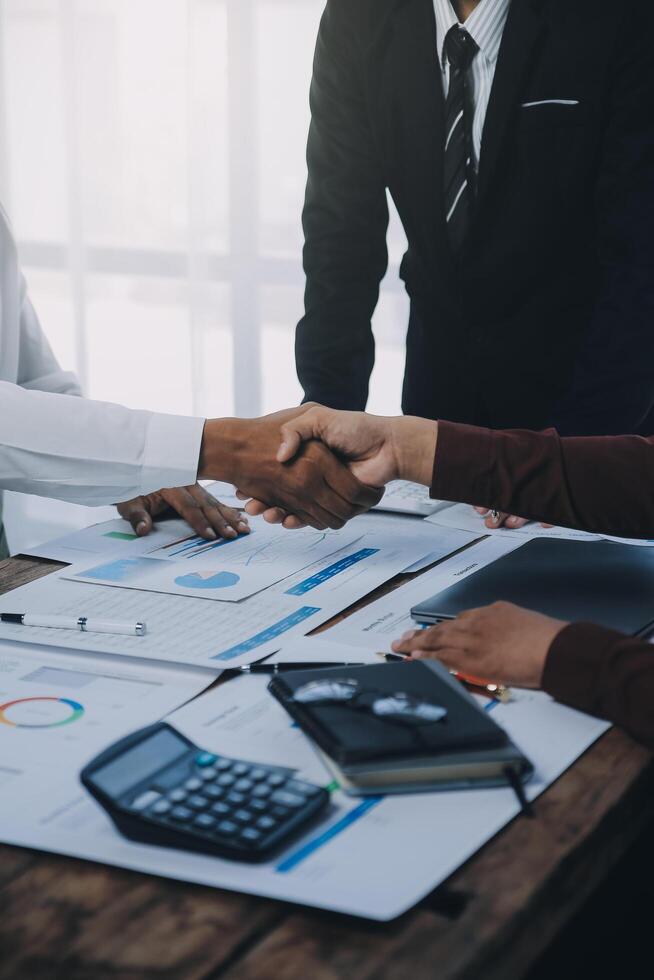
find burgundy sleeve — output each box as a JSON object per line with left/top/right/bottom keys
{"left": 542, "top": 623, "right": 654, "bottom": 748}
{"left": 431, "top": 420, "right": 654, "bottom": 539}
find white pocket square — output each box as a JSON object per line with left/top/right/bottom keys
{"left": 521, "top": 99, "right": 580, "bottom": 108}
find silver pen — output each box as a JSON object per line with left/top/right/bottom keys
{"left": 0, "top": 613, "right": 146, "bottom": 636}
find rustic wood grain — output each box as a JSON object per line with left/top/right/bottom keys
{"left": 0, "top": 850, "right": 286, "bottom": 980}
{"left": 0, "top": 554, "right": 652, "bottom": 980}
{"left": 223, "top": 729, "right": 654, "bottom": 980}
{"left": 0, "top": 555, "right": 65, "bottom": 595}
{"left": 0, "top": 846, "right": 35, "bottom": 889}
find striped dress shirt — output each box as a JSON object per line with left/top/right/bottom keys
{"left": 433, "top": 0, "right": 511, "bottom": 170}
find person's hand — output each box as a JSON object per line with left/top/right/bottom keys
{"left": 198, "top": 407, "right": 383, "bottom": 531}
{"left": 472, "top": 507, "right": 554, "bottom": 531}
{"left": 117, "top": 484, "right": 249, "bottom": 540}
{"left": 240, "top": 406, "right": 438, "bottom": 528}
{"left": 391, "top": 601, "right": 567, "bottom": 689}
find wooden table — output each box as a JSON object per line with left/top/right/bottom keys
{"left": 1, "top": 554, "right": 653, "bottom": 980}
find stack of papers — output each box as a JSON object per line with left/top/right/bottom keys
{"left": 0, "top": 507, "right": 478, "bottom": 668}
{"left": 0, "top": 489, "right": 616, "bottom": 920}
{"left": 0, "top": 668, "right": 608, "bottom": 920}
{"left": 62, "top": 524, "right": 364, "bottom": 602}
{"left": 426, "top": 502, "right": 629, "bottom": 543}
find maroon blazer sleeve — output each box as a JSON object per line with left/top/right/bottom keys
{"left": 431, "top": 420, "right": 654, "bottom": 539}
{"left": 543, "top": 624, "right": 654, "bottom": 748}
{"left": 430, "top": 421, "right": 654, "bottom": 745}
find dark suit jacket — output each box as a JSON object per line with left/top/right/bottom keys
{"left": 295, "top": 0, "right": 654, "bottom": 434}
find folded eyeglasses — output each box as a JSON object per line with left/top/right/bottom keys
{"left": 290, "top": 677, "right": 447, "bottom": 727}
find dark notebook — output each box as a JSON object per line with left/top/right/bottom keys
{"left": 411, "top": 539, "right": 654, "bottom": 636}
{"left": 268, "top": 661, "right": 507, "bottom": 767}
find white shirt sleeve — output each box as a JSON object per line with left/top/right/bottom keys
{"left": 0, "top": 276, "right": 205, "bottom": 505}
{"left": 0, "top": 382, "right": 205, "bottom": 504}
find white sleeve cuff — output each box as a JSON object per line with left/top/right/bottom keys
{"left": 141, "top": 413, "right": 206, "bottom": 494}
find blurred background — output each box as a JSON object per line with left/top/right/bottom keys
{"left": 0, "top": 0, "right": 409, "bottom": 553}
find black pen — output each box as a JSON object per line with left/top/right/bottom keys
{"left": 236, "top": 661, "right": 365, "bottom": 675}
{"left": 504, "top": 766, "right": 534, "bottom": 818}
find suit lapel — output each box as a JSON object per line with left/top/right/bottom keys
{"left": 377, "top": 1, "right": 547, "bottom": 272}
{"left": 476, "top": 0, "right": 547, "bottom": 206}
{"left": 379, "top": 0, "right": 457, "bottom": 279}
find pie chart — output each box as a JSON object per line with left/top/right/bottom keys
{"left": 0, "top": 696, "right": 85, "bottom": 729}
{"left": 174, "top": 570, "right": 241, "bottom": 590}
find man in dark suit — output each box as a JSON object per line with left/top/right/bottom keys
{"left": 295, "top": 0, "right": 654, "bottom": 436}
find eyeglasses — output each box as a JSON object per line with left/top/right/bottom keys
{"left": 291, "top": 677, "right": 447, "bottom": 728}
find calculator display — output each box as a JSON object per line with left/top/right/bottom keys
{"left": 92, "top": 728, "right": 188, "bottom": 798}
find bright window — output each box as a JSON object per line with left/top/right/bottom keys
{"left": 0, "top": 0, "right": 409, "bottom": 550}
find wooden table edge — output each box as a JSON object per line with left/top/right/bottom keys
{"left": 1, "top": 553, "right": 652, "bottom": 980}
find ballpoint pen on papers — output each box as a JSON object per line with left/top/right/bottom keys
{"left": 453, "top": 670, "right": 512, "bottom": 704}
{"left": 504, "top": 766, "right": 534, "bottom": 818}
{"left": 0, "top": 613, "right": 146, "bottom": 636}
{"left": 237, "top": 661, "right": 366, "bottom": 675}
{"left": 381, "top": 652, "right": 511, "bottom": 702}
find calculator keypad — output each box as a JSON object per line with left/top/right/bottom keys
{"left": 131, "top": 750, "right": 328, "bottom": 859}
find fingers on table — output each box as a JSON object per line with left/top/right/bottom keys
{"left": 391, "top": 622, "right": 467, "bottom": 656}
{"left": 119, "top": 497, "right": 154, "bottom": 536}
{"left": 474, "top": 507, "right": 529, "bottom": 529}
{"left": 197, "top": 487, "right": 249, "bottom": 537}
{"left": 133, "top": 511, "right": 154, "bottom": 536}
{"left": 504, "top": 516, "right": 529, "bottom": 528}
{"left": 162, "top": 486, "right": 249, "bottom": 541}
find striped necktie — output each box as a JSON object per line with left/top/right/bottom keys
{"left": 443, "top": 25, "right": 479, "bottom": 254}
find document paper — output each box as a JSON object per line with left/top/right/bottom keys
{"left": 0, "top": 642, "right": 213, "bottom": 771}
{"left": 0, "top": 671, "right": 608, "bottom": 921}
{"left": 62, "top": 521, "right": 363, "bottom": 603}
{"left": 428, "top": 503, "right": 603, "bottom": 541}
{"left": 352, "top": 511, "right": 482, "bottom": 573}
{"left": 0, "top": 533, "right": 432, "bottom": 669}
{"left": 323, "top": 535, "right": 524, "bottom": 652}
{"left": 23, "top": 483, "right": 244, "bottom": 563}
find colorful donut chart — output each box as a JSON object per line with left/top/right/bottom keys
{"left": 0, "top": 696, "right": 85, "bottom": 729}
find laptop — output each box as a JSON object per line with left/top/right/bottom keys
{"left": 411, "top": 538, "right": 654, "bottom": 637}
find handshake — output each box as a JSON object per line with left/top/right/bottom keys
{"left": 199, "top": 405, "right": 439, "bottom": 530}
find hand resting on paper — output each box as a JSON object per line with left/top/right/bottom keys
{"left": 391, "top": 602, "right": 568, "bottom": 689}
{"left": 472, "top": 506, "right": 554, "bottom": 531}
{"left": 117, "top": 484, "right": 250, "bottom": 542}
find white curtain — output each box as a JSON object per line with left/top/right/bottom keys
{"left": 0, "top": 0, "right": 409, "bottom": 551}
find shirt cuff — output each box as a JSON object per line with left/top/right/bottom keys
{"left": 430, "top": 420, "right": 495, "bottom": 504}
{"left": 141, "top": 413, "right": 205, "bottom": 494}
{"left": 541, "top": 621, "right": 627, "bottom": 714}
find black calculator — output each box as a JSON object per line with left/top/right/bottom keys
{"left": 81, "top": 722, "right": 330, "bottom": 862}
